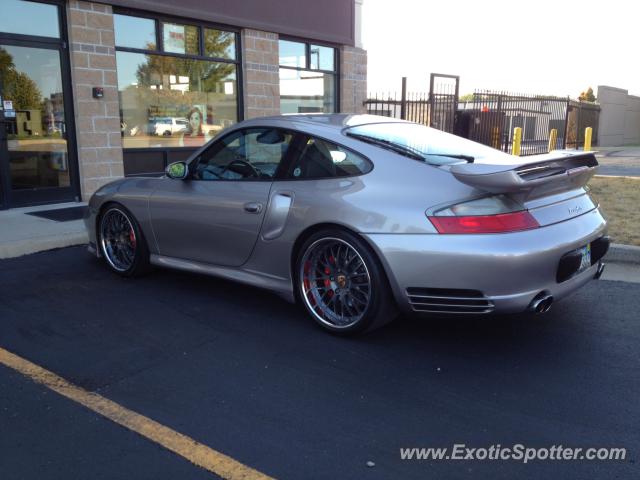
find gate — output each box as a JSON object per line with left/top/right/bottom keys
{"left": 428, "top": 73, "right": 459, "bottom": 133}
{"left": 565, "top": 100, "right": 600, "bottom": 149}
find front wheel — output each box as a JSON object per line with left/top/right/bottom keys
{"left": 99, "top": 204, "right": 150, "bottom": 277}
{"left": 296, "top": 230, "right": 396, "bottom": 335}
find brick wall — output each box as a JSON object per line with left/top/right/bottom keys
{"left": 241, "top": 29, "right": 280, "bottom": 119}
{"left": 67, "top": 1, "right": 123, "bottom": 200}
{"left": 340, "top": 46, "right": 367, "bottom": 114}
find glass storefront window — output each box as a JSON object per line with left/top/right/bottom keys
{"left": 204, "top": 28, "right": 236, "bottom": 60}
{"left": 279, "top": 69, "right": 335, "bottom": 114}
{"left": 279, "top": 39, "right": 337, "bottom": 113}
{"left": 116, "top": 51, "right": 238, "bottom": 148}
{"left": 278, "top": 40, "right": 306, "bottom": 68}
{"left": 162, "top": 23, "right": 199, "bottom": 55}
{"left": 310, "top": 45, "right": 334, "bottom": 71}
{"left": 114, "top": 14, "right": 156, "bottom": 50}
{"left": 114, "top": 13, "right": 239, "bottom": 152}
{"left": 0, "top": 0, "right": 60, "bottom": 38}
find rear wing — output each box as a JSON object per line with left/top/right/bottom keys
{"left": 449, "top": 152, "right": 598, "bottom": 200}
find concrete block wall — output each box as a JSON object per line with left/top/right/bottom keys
{"left": 241, "top": 29, "right": 280, "bottom": 119}
{"left": 67, "top": 0, "right": 123, "bottom": 200}
{"left": 597, "top": 85, "right": 640, "bottom": 147}
{"left": 624, "top": 95, "right": 640, "bottom": 145}
{"left": 340, "top": 46, "right": 367, "bottom": 114}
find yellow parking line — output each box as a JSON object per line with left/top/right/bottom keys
{"left": 0, "top": 347, "right": 274, "bottom": 480}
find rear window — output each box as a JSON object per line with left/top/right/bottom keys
{"left": 346, "top": 122, "right": 513, "bottom": 165}
{"left": 288, "top": 136, "right": 372, "bottom": 179}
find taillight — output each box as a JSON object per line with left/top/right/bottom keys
{"left": 427, "top": 195, "right": 539, "bottom": 234}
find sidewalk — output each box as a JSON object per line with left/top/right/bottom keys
{"left": 595, "top": 146, "right": 640, "bottom": 177}
{"left": 0, "top": 202, "right": 88, "bottom": 259}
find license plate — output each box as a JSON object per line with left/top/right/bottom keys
{"left": 578, "top": 243, "right": 592, "bottom": 272}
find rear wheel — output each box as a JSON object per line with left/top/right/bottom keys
{"left": 98, "top": 204, "right": 150, "bottom": 277}
{"left": 296, "top": 230, "right": 396, "bottom": 335}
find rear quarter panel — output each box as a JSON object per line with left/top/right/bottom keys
{"left": 244, "top": 140, "right": 480, "bottom": 282}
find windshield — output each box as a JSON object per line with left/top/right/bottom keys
{"left": 345, "top": 122, "right": 514, "bottom": 165}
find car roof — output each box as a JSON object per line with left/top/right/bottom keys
{"left": 242, "top": 113, "right": 408, "bottom": 130}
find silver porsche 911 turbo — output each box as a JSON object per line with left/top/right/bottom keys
{"left": 85, "top": 114, "right": 609, "bottom": 334}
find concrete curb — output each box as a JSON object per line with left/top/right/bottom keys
{"left": 608, "top": 243, "right": 640, "bottom": 265}
{"left": 0, "top": 232, "right": 88, "bottom": 260}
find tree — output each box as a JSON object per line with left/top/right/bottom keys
{"left": 0, "top": 47, "right": 14, "bottom": 75}
{"left": 0, "top": 47, "right": 42, "bottom": 110}
{"left": 459, "top": 93, "right": 474, "bottom": 102}
{"left": 579, "top": 87, "right": 596, "bottom": 102}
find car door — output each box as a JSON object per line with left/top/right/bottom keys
{"left": 149, "top": 127, "right": 296, "bottom": 267}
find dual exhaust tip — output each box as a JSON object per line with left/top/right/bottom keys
{"left": 528, "top": 293, "right": 554, "bottom": 314}
{"left": 527, "top": 262, "right": 605, "bottom": 315}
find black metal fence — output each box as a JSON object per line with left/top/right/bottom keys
{"left": 363, "top": 78, "right": 430, "bottom": 125}
{"left": 363, "top": 79, "right": 600, "bottom": 156}
{"left": 458, "top": 91, "right": 571, "bottom": 155}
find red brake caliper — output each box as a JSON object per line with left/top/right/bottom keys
{"left": 129, "top": 228, "right": 136, "bottom": 248}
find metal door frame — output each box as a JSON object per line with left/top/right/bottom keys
{"left": 0, "top": 0, "right": 80, "bottom": 209}
{"left": 428, "top": 73, "right": 460, "bottom": 133}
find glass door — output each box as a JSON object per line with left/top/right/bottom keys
{"left": 0, "top": 41, "right": 77, "bottom": 207}
{"left": 0, "top": 0, "right": 78, "bottom": 209}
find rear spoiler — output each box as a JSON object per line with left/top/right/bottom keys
{"left": 449, "top": 152, "right": 598, "bottom": 200}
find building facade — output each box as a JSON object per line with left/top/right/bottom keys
{"left": 0, "top": 0, "right": 366, "bottom": 209}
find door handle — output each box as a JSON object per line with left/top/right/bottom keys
{"left": 243, "top": 202, "right": 263, "bottom": 214}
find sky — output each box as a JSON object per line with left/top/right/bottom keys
{"left": 361, "top": 0, "right": 639, "bottom": 98}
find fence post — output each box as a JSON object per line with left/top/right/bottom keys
{"left": 512, "top": 127, "right": 522, "bottom": 156}
{"left": 548, "top": 129, "right": 558, "bottom": 152}
{"left": 400, "top": 77, "right": 407, "bottom": 120}
{"left": 584, "top": 127, "right": 593, "bottom": 152}
{"left": 562, "top": 97, "right": 570, "bottom": 149}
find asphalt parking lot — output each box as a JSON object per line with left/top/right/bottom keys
{"left": 0, "top": 247, "right": 638, "bottom": 479}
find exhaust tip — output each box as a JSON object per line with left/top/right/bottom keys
{"left": 528, "top": 293, "right": 554, "bottom": 314}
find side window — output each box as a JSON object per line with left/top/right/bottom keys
{"left": 193, "top": 128, "right": 294, "bottom": 180}
{"left": 289, "top": 136, "right": 372, "bottom": 179}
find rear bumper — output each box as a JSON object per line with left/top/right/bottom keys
{"left": 363, "top": 208, "right": 608, "bottom": 315}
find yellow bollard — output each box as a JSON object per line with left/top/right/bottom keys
{"left": 548, "top": 128, "right": 558, "bottom": 152}
{"left": 491, "top": 127, "right": 500, "bottom": 149}
{"left": 512, "top": 127, "right": 522, "bottom": 156}
{"left": 584, "top": 127, "right": 593, "bottom": 152}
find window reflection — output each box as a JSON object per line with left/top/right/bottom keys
{"left": 279, "top": 69, "right": 335, "bottom": 114}
{"left": 204, "top": 28, "right": 236, "bottom": 59}
{"left": 116, "top": 52, "right": 238, "bottom": 148}
{"left": 278, "top": 40, "right": 306, "bottom": 68}
{"left": 310, "top": 45, "right": 334, "bottom": 71}
{"left": 1, "top": 45, "right": 70, "bottom": 190}
{"left": 162, "top": 23, "right": 199, "bottom": 55}
{"left": 113, "top": 14, "right": 156, "bottom": 50}
{"left": 0, "top": 0, "right": 60, "bottom": 38}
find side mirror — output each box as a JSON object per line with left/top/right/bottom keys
{"left": 165, "top": 161, "right": 189, "bottom": 180}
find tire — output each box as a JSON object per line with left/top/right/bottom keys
{"left": 295, "top": 229, "right": 397, "bottom": 335}
{"left": 98, "top": 203, "right": 150, "bottom": 277}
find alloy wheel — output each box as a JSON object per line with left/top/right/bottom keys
{"left": 100, "top": 208, "right": 137, "bottom": 272}
{"left": 300, "top": 237, "right": 372, "bottom": 329}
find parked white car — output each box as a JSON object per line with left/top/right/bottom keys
{"left": 154, "top": 117, "right": 189, "bottom": 136}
